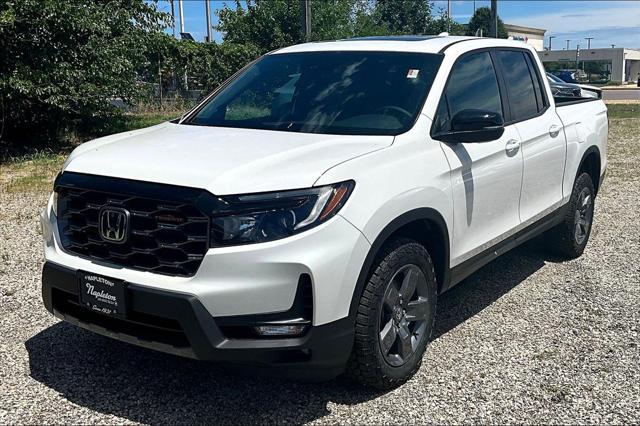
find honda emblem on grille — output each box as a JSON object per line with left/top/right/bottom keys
{"left": 99, "top": 207, "right": 130, "bottom": 243}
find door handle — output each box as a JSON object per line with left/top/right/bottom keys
{"left": 549, "top": 125, "right": 561, "bottom": 138}
{"left": 505, "top": 139, "right": 520, "bottom": 157}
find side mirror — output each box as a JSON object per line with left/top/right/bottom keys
{"left": 433, "top": 109, "right": 505, "bottom": 143}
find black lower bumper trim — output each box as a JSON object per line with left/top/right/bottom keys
{"left": 42, "top": 262, "right": 354, "bottom": 378}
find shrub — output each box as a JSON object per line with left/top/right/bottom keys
{"left": 0, "top": 0, "right": 169, "bottom": 148}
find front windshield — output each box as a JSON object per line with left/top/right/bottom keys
{"left": 185, "top": 51, "right": 443, "bottom": 136}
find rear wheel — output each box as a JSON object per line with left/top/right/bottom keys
{"left": 547, "top": 172, "right": 595, "bottom": 259}
{"left": 347, "top": 238, "right": 437, "bottom": 389}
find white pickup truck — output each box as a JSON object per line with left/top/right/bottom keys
{"left": 41, "top": 36, "right": 607, "bottom": 389}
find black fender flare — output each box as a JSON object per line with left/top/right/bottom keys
{"left": 575, "top": 145, "right": 602, "bottom": 193}
{"left": 347, "top": 208, "right": 450, "bottom": 320}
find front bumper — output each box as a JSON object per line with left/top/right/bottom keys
{"left": 42, "top": 261, "right": 354, "bottom": 378}
{"left": 41, "top": 193, "right": 371, "bottom": 326}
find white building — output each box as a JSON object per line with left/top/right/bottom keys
{"left": 505, "top": 24, "right": 546, "bottom": 51}
{"left": 540, "top": 48, "right": 640, "bottom": 83}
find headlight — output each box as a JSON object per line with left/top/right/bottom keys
{"left": 51, "top": 191, "right": 59, "bottom": 217}
{"left": 210, "top": 181, "right": 354, "bottom": 246}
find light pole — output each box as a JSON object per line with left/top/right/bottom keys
{"left": 205, "top": 0, "right": 212, "bottom": 43}
{"left": 565, "top": 39, "right": 570, "bottom": 50}
{"left": 301, "top": 0, "right": 311, "bottom": 41}
{"left": 170, "top": 0, "right": 175, "bottom": 37}
{"left": 490, "top": 0, "right": 498, "bottom": 38}
{"left": 178, "top": 0, "right": 185, "bottom": 34}
{"left": 548, "top": 35, "right": 555, "bottom": 50}
{"left": 585, "top": 37, "right": 594, "bottom": 50}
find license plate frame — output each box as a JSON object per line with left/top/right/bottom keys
{"left": 77, "top": 270, "right": 127, "bottom": 318}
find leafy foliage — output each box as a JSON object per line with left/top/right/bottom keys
{"left": 1, "top": 0, "right": 477, "bottom": 152}
{"left": 215, "top": 0, "right": 466, "bottom": 54}
{"left": 216, "top": 0, "right": 305, "bottom": 53}
{"left": 374, "top": 0, "right": 434, "bottom": 35}
{"left": 0, "top": 0, "right": 169, "bottom": 145}
{"left": 141, "top": 32, "right": 260, "bottom": 93}
{"left": 466, "top": 6, "right": 508, "bottom": 38}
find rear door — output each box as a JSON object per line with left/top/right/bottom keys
{"left": 433, "top": 50, "right": 523, "bottom": 266}
{"left": 493, "top": 49, "right": 566, "bottom": 223}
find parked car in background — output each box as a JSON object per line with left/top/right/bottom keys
{"left": 553, "top": 69, "right": 587, "bottom": 83}
{"left": 547, "top": 72, "right": 601, "bottom": 99}
{"left": 547, "top": 72, "right": 581, "bottom": 97}
{"left": 41, "top": 36, "right": 608, "bottom": 389}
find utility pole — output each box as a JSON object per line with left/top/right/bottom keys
{"left": 300, "top": 0, "right": 311, "bottom": 41}
{"left": 585, "top": 37, "right": 594, "bottom": 50}
{"left": 170, "top": 0, "right": 176, "bottom": 37}
{"left": 565, "top": 39, "right": 570, "bottom": 50}
{"left": 548, "top": 35, "right": 555, "bottom": 50}
{"left": 205, "top": 0, "right": 212, "bottom": 43}
{"left": 490, "top": 0, "right": 498, "bottom": 38}
{"left": 178, "top": 0, "right": 185, "bottom": 34}
{"left": 473, "top": 0, "right": 476, "bottom": 13}
{"left": 178, "top": 0, "right": 187, "bottom": 90}
{"left": 447, "top": 0, "right": 452, "bottom": 32}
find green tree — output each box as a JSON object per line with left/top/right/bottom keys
{"left": 215, "top": 0, "right": 466, "bottom": 52}
{"left": 0, "top": 0, "right": 170, "bottom": 146}
{"left": 429, "top": 6, "right": 466, "bottom": 36}
{"left": 466, "top": 6, "right": 508, "bottom": 38}
{"left": 216, "top": 0, "right": 304, "bottom": 53}
{"left": 310, "top": 0, "right": 366, "bottom": 41}
{"left": 373, "top": 0, "right": 434, "bottom": 35}
{"left": 216, "top": 0, "right": 392, "bottom": 53}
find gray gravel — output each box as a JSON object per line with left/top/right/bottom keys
{"left": 1, "top": 118, "right": 639, "bottom": 424}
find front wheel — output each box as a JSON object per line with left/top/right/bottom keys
{"left": 347, "top": 238, "right": 437, "bottom": 389}
{"left": 547, "top": 172, "right": 596, "bottom": 259}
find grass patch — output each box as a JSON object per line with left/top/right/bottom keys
{"left": 1, "top": 152, "right": 66, "bottom": 193}
{"left": 0, "top": 111, "right": 181, "bottom": 192}
{"left": 93, "top": 112, "right": 182, "bottom": 137}
{"left": 606, "top": 103, "right": 640, "bottom": 119}
{"left": 1, "top": 111, "right": 183, "bottom": 164}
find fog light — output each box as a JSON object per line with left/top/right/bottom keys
{"left": 254, "top": 324, "right": 308, "bottom": 337}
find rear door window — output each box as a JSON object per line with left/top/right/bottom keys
{"left": 494, "top": 50, "right": 539, "bottom": 121}
{"left": 523, "top": 53, "right": 548, "bottom": 112}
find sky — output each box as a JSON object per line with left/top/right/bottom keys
{"left": 156, "top": 0, "right": 640, "bottom": 49}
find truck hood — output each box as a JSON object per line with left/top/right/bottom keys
{"left": 63, "top": 122, "right": 392, "bottom": 194}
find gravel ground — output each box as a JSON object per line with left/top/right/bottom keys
{"left": 1, "top": 118, "right": 639, "bottom": 424}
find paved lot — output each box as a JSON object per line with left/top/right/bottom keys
{"left": 602, "top": 89, "right": 640, "bottom": 101}
{"left": 1, "top": 118, "right": 639, "bottom": 424}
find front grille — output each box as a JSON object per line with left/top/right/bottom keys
{"left": 56, "top": 173, "right": 212, "bottom": 277}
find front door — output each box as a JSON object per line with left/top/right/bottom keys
{"left": 432, "top": 50, "right": 523, "bottom": 266}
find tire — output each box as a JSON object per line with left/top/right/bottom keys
{"left": 347, "top": 238, "right": 437, "bottom": 390}
{"left": 547, "top": 172, "right": 596, "bottom": 259}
